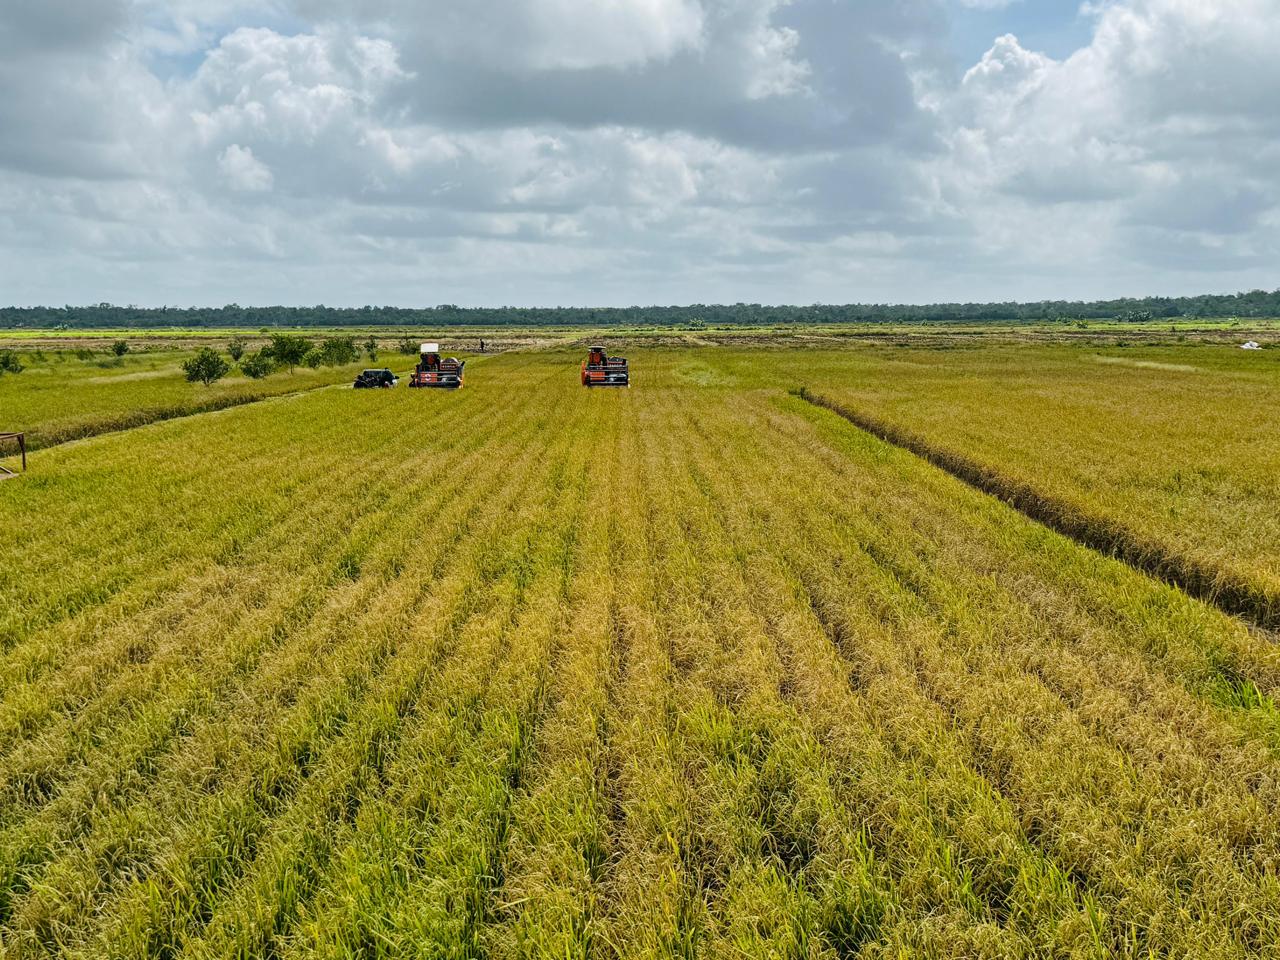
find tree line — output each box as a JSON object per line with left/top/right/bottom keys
{"left": 3, "top": 289, "right": 1280, "bottom": 329}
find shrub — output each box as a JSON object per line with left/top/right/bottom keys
{"left": 182, "top": 347, "right": 230, "bottom": 386}
{"left": 364, "top": 337, "right": 378, "bottom": 362}
{"left": 227, "top": 337, "right": 247, "bottom": 362}
{"left": 240, "top": 350, "right": 276, "bottom": 379}
{"left": 111, "top": 340, "right": 130, "bottom": 357}
{"left": 0, "top": 350, "right": 23, "bottom": 375}
{"left": 398, "top": 338, "right": 418, "bottom": 355}
{"left": 302, "top": 348, "right": 323, "bottom": 369}
{"left": 267, "top": 334, "right": 313, "bottom": 374}
{"left": 319, "top": 337, "right": 359, "bottom": 366}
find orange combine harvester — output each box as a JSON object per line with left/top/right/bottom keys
{"left": 409, "top": 343, "right": 465, "bottom": 389}
{"left": 580, "top": 345, "right": 630, "bottom": 387}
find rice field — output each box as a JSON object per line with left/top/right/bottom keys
{"left": 755, "top": 342, "right": 1280, "bottom": 627}
{"left": 0, "top": 349, "right": 387, "bottom": 450}
{"left": 2, "top": 344, "right": 1279, "bottom": 958}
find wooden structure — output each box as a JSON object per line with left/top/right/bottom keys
{"left": 0, "top": 432, "right": 26, "bottom": 479}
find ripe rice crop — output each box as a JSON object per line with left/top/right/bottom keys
{"left": 2, "top": 345, "right": 1279, "bottom": 957}
{"left": 0, "top": 349, "right": 379, "bottom": 450}
{"left": 745, "top": 342, "right": 1280, "bottom": 627}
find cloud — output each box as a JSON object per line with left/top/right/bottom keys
{"left": 0, "top": 0, "right": 1278, "bottom": 307}
{"left": 933, "top": 0, "right": 1280, "bottom": 284}
{"left": 297, "top": 0, "right": 708, "bottom": 73}
{"left": 219, "top": 145, "right": 274, "bottom": 192}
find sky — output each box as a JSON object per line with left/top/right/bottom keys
{"left": 1, "top": 0, "right": 1277, "bottom": 308}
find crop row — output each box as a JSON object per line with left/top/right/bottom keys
{"left": 2, "top": 350, "right": 1278, "bottom": 957}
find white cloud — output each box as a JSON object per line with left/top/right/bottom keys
{"left": 932, "top": 0, "right": 1280, "bottom": 286}
{"left": 219, "top": 144, "right": 274, "bottom": 192}
{"left": 296, "top": 0, "right": 707, "bottom": 72}
{"left": 0, "top": 0, "right": 1278, "bottom": 307}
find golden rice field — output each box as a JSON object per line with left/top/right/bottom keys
{"left": 2, "top": 342, "right": 1280, "bottom": 958}
{"left": 0, "top": 350, "right": 381, "bottom": 450}
{"left": 756, "top": 343, "right": 1280, "bottom": 627}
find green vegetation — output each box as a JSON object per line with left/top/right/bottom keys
{"left": 3, "top": 288, "right": 1280, "bottom": 329}
{"left": 268, "top": 335, "right": 314, "bottom": 374}
{"left": 239, "top": 349, "right": 276, "bottom": 380}
{"left": 181, "top": 348, "right": 231, "bottom": 386}
{"left": 1, "top": 342, "right": 1278, "bottom": 957}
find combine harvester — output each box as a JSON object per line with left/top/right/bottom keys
{"left": 580, "top": 345, "right": 629, "bottom": 387}
{"left": 409, "top": 343, "right": 465, "bottom": 389}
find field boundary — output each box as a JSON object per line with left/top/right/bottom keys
{"left": 2, "top": 375, "right": 396, "bottom": 455}
{"left": 797, "top": 387, "right": 1279, "bottom": 633}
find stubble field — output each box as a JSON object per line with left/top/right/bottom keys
{"left": 1, "top": 339, "right": 1279, "bottom": 959}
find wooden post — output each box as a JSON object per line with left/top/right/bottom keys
{"left": 0, "top": 432, "right": 24, "bottom": 477}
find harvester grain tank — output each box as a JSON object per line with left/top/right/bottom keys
{"left": 409, "top": 343, "right": 465, "bottom": 389}
{"left": 581, "top": 345, "right": 629, "bottom": 387}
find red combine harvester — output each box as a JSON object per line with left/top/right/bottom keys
{"left": 581, "top": 345, "right": 629, "bottom": 387}
{"left": 409, "top": 343, "right": 465, "bottom": 389}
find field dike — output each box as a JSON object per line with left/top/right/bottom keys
{"left": 797, "top": 387, "right": 1280, "bottom": 634}
{"left": 11, "top": 384, "right": 340, "bottom": 453}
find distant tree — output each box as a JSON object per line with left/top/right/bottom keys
{"left": 240, "top": 350, "right": 275, "bottom": 379}
{"left": 0, "top": 350, "right": 23, "bottom": 374}
{"left": 364, "top": 336, "right": 378, "bottom": 361}
{"left": 182, "top": 348, "right": 230, "bottom": 386}
{"left": 111, "top": 340, "right": 130, "bottom": 357}
{"left": 227, "top": 337, "right": 246, "bottom": 362}
{"left": 267, "top": 334, "right": 313, "bottom": 374}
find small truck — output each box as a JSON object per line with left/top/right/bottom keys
{"left": 353, "top": 368, "right": 399, "bottom": 389}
